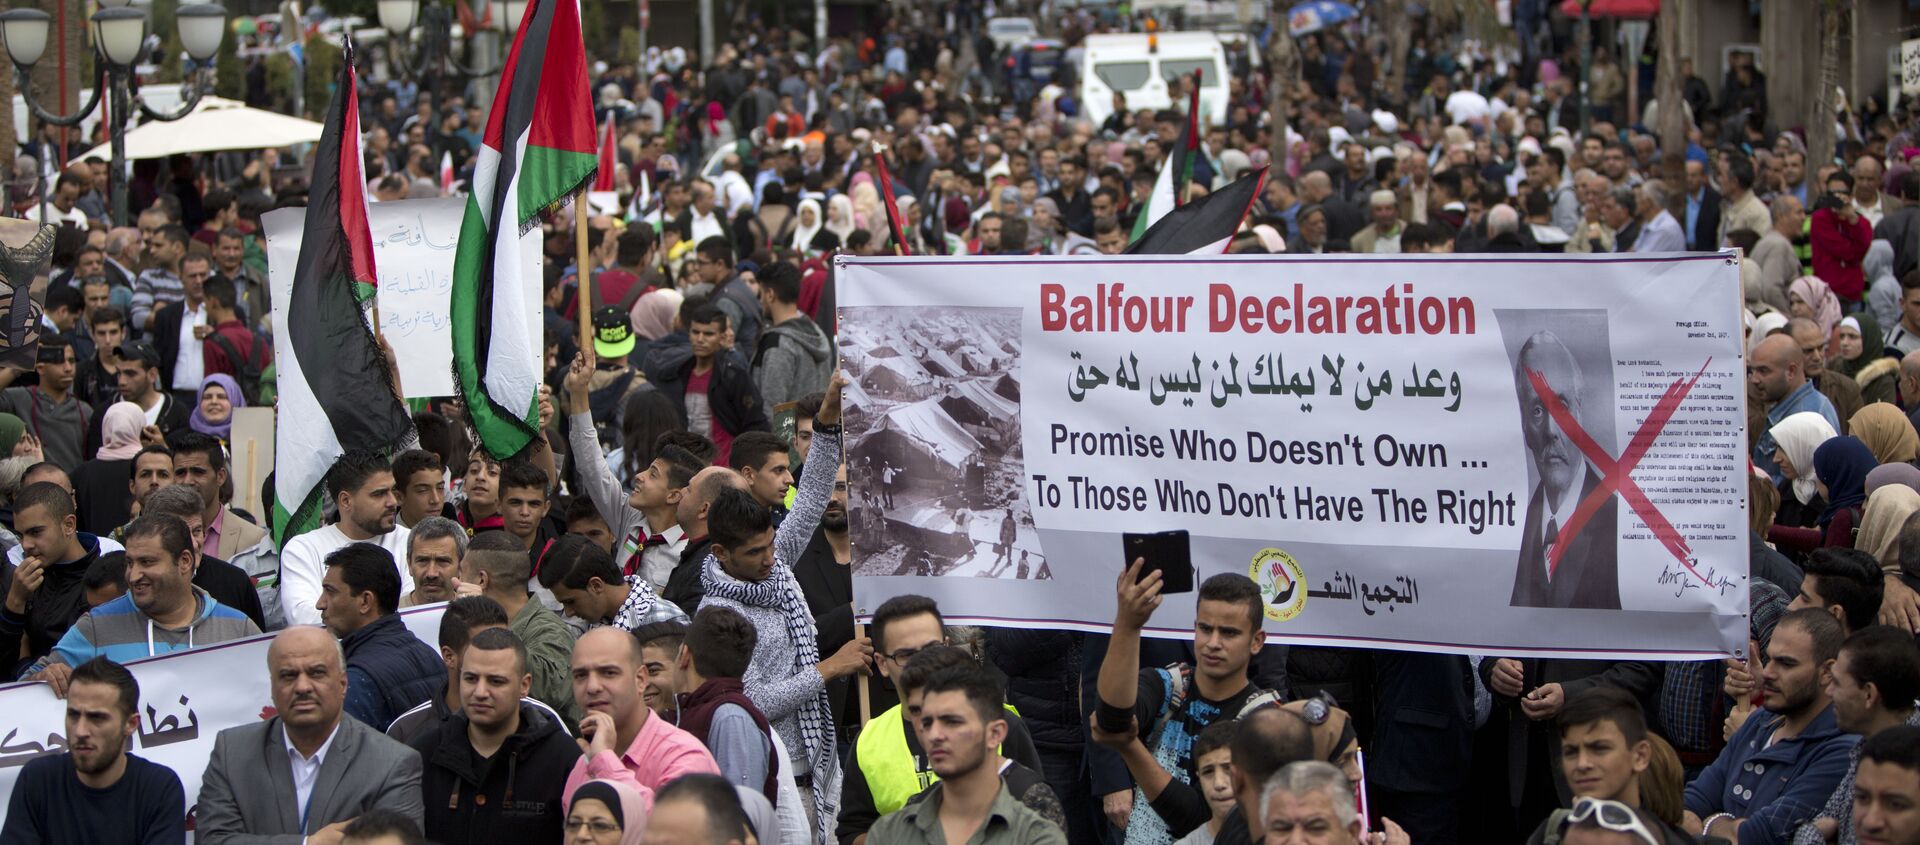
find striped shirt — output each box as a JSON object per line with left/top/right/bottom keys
{"left": 131, "top": 268, "right": 185, "bottom": 332}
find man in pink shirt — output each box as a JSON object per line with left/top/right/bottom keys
{"left": 563, "top": 627, "right": 720, "bottom": 810}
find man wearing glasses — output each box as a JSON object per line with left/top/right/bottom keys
{"left": 1788, "top": 318, "right": 1864, "bottom": 430}
{"left": 835, "top": 594, "right": 1047, "bottom": 845}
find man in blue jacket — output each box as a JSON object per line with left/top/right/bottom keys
{"left": 1683, "top": 608, "right": 1860, "bottom": 845}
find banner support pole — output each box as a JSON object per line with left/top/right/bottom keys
{"left": 856, "top": 619, "right": 872, "bottom": 727}
{"left": 576, "top": 191, "right": 593, "bottom": 356}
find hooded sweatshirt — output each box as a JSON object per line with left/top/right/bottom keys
{"left": 44, "top": 586, "right": 259, "bottom": 669}
{"left": 409, "top": 702, "right": 583, "bottom": 845}
{"left": 752, "top": 314, "right": 834, "bottom": 406}
{"left": 0, "top": 532, "right": 111, "bottom": 671}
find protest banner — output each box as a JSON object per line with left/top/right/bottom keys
{"left": 262, "top": 198, "right": 542, "bottom": 398}
{"left": 837, "top": 253, "right": 1750, "bottom": 660}
{"left": 0, "top": 605, "right": 445, "bottom": 829}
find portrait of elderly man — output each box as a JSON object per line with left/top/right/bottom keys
{"left": 1510, "top": 329, "right": 1620, "bottom": 610}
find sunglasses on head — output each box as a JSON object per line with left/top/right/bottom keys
{"left": 1561, "top": 797, "right": 1660, "bottom": 845}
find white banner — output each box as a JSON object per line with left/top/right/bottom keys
{"left": 838, "top": 253, "right": 1750, "bottom": 660}
{"left": 261, "top": 198, "right": 542, "bottom": 399}
{"left": 0, "top": 606, "right": 446, "bottom": 829}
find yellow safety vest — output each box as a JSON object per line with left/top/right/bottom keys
{"left": 855, "top": 702, "right": 1021, "bottom": 815}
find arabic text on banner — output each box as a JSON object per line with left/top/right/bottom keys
{"left": 0, "top": 606, "right": 446, "bottom": 828}
{"left": 836, "top": 253, "right": 1749, "bottom": 660}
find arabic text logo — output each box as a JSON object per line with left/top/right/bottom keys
{"left": 1250, "top": 547, "right": 1307, "bottom": 622}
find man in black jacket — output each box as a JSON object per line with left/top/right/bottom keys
{"left": 409, "top": 627, "right": 580, "bottom": 845}
{"left": 84, "top": 340, "right": 190, "bottom": 459}
{"left": 643, "top": 302, "right": 769, "bottom": 467}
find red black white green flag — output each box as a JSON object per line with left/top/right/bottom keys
{"left": 271, "top": 38, "right": 412, "bottom": 545}
{"left": 451, "top": 0, "right": 598, "bottom": 459}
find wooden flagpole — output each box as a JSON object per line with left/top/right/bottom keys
{"left": 576, "top": 190, "right": 593, "bottom": 356}
{"left": 856, "top": 619, "right": 872, "bottom": 726}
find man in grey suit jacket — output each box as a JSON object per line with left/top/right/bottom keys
{"left": 197, "top": 627, "right": 424, "bottom": 844}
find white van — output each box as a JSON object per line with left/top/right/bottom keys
{"left": 1078, "top": 32, "right": 1230, "bottom": 130}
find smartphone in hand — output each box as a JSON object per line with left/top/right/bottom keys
{"left": 1123, "top": 530, "right": 1195, "bottom": 594}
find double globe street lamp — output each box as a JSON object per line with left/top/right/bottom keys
{"left": 375, "top": 0, "right": 525, "bottom": 81}
{"left": 0, "top": 0, "right": 226, "bottom": 227}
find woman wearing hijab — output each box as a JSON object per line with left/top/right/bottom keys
{"left": 1788, "top": 275, "right": 1844, "bottom": 342}
{"left": 566, "top": 778, "right": 648, "bottom": 845}
{"left": 73, "top": 402, "right": 146, "bottom": 535}
{"left": 1850, "top": 403, "right": 1919, "bottom": 465}
{"left": 790, "top": 198, "right": 824, "bottom": 253}
{"left": 1866, "top": 239, "right": 1902, "bottom": 329}
{"left": 1830, "top": 314, "right": 1899, "bottom": 405}
{"left": 1768, "top": 411, "right": 1839, "bottom": 530}
{"left": 0, "top": 413, "right": 25, "bottom": 460}
{"left": 189, "top": 374, "right": 246, "bottom": 441}
{"left": 1857, "top": 485, "right": 1920, "bottom": 569}
{"left": 1868, "top": 462, "right": 1920, "bottom": 497}
{"left": 1748, "top": 311, "right": 1790, "bottom": 355}
{"left": 825, "top": 194, "right": 857, "bottom": 245}
{"left": 1772, "top": 435, "right": 1878, "bottom": 552}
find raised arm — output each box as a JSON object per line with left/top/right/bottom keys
{"left": 564, "top": 353, "right": 641, "bottom": 531}
{"left": 775, "top": 371, "right": 844, "bottom": 564}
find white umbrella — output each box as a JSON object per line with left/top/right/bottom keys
{"left": 67, "top": 96, "right": 324, "bottom": 165}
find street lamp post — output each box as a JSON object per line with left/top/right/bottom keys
{"left": 0, "top": 2, "right": 226, "bottom": 227}
{"left": 377, "top": 0, "right": 526, "bottom": 82}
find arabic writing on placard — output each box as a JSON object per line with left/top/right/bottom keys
{"left": 1067, "top": 350, "right": 1463, "bottom": 412}
{"left": 1305, "top": 572, "right": 1424, "bottom": 616}
{"left": 0, "top": 694, "right": 202, "bottom": 769}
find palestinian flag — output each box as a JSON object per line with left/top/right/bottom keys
{"left": 451, "top": 0, "right": 598, "bottom": 460}
{"left": 1129, "top": 70, "right": 1203, "bottom": 244}
{"left": 874, "top": 145, "right": 912, "bottom": 255}
{"left": 593, "top": 118, "right": 617, "bottom": 192}
{"left": 1126, "top": 167, "right": 1267, "bottom": 255}
{"left": 270, "top": 39, "right": 412, "bottom": 545}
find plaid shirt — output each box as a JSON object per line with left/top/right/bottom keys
{"left": 1660, "top": 578, "right": 1790, "bottom": 752}
{"left": 1793, "top": 708, "right": 1920, "bottom": 845}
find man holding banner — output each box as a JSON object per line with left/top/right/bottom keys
{"left": 0, "top": 658, "right": 185, "bottom": 843}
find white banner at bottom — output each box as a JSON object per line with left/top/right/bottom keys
{"left": 0, "top": 605, "right": 446, "bottom": 830}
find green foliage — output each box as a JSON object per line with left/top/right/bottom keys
{"left": 215, "top": 27, "right": 244, "bottom": 101}
{"left": 305, "top": 34, "right": 344, "bottom": 120}
{"left": 265, "top": 51, "right": 295, "bottom": 114}
{"left": 618, "top": 27, "right": 641, "bottom": 66}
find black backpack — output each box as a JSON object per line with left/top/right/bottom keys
{"left": 208, "top": 330, "right": 268, "bottom": 405}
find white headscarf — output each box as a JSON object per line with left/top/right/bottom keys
{"left": 1748, "top": 311, "right": 1789, "bottom": 355}
{"left": 792, "top": 198, "right": 824, "bottom": 251}
{"left": 826, "top": 194, "right": 857, "bottom": 244}
{"left": 1769, "top": 411, "right": 1839, "bottom": 504}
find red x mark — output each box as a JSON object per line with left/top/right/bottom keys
{"left": 1524, "top": 358, "right": 1713, "bottom": 586}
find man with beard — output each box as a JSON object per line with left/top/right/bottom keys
{"left": 1794, "top": 627, "right": 1920, "bottom": 845}
{"left": 110, "top": 445, "right": 173, "bottom": 539}
{"left": 1751, "top": 334, "right": 1839, "bottom": 481}
{"left": 700, "top": 373, "right": 870, "bottom": 842}
{"left": 407, "top": 628, "right": 580, "bottom": 844}
{"left": 0, "top": 658, "right": 185, "bottom": 842}
{"left": 281, "top": 450, "right": 416, "bottom": 627}
{"left": 400, "top": 517, "right": 466, "bottom": 607}
{"left": 25, "top": 514, "right": 257, "bottom": 689}
{"left": 1684, "top": 609, "right": 1860, "bottom": 844}
{"left": 196, "top": 627, "right": 425, "bottom": 842}
{"left": 316, "top": 544, "right": 444, "bottom": 732}
{"left": 865, "top": 660, "right": 1068, "bottom": 845}
{"left": 793, "top": 463, "right": 856, "bottom": 728}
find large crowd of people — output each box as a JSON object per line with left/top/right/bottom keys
{"left": 1, "top": 1, "right": 1920, "bottom": 844}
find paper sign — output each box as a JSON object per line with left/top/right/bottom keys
{"left": 261, "top": 198, "right": 542, "bottom": 398}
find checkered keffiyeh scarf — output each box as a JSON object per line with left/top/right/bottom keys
{"left": 703, "top": 558, "right": 839, "bottom": 841}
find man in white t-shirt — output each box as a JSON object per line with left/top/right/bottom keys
{"left": 279, "top": 450, "right": 415, "bottom": 627}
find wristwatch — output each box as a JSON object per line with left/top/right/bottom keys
{"left": 812, "top": 417, "right": 843, "bottom": 435}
